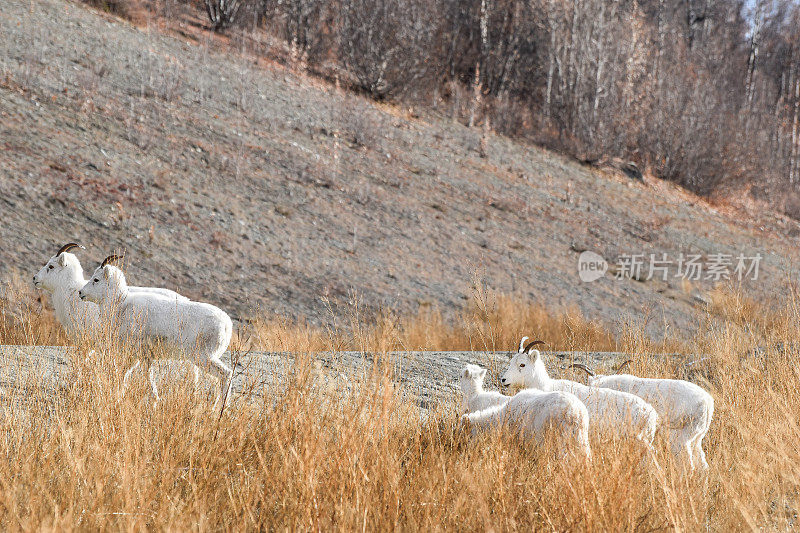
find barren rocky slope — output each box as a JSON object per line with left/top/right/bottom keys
{"left": 2, "top": 0, "right": 799, "bottom": 334}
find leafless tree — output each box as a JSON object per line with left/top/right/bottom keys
{"left": 205, "top": 0, "right": 243, "bottom": 31}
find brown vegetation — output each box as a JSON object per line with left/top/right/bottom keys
{"left": 2, "top": 275, "right": 800, "bottom": 528}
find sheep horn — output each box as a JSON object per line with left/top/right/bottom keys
{"left": 101, "top": 254, "right": 124, "bottom": 268}
{"left": 56, "top": 242, "right": 85, "bottom": 255}
{"left": 615, "top": 360, "right": 633, "bottom": 374}
{"left": 569, "top": 363, "right": 595, "bottom": 377}
{"left": 523, "top": 340, "right": 546, "bottom": 353}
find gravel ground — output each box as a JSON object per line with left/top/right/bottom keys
{"left": 2, "top": 0, "right": 799, "bottom": 337}
{"left": 0, "top": 345, "right": 709, "bottom": 416}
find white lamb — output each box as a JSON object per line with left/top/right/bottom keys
{"left": 501, "top": 338, "right": 659, "bottom": 451}
{"left": 33, "top": 244, "right": 188, "bottom": 336}
{"left": 78, "top": 260, "right": 233, "bottom": 406}
{"left": 461, "top": 388, "right": 592, "bottom": 461}
{"left": 459, "top": 364, "right": 510, "bottom": 413}
{"left": 570, "top": 361, "right": 714, "bottom": 472}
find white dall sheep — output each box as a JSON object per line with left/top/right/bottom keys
{"left": 461, "top": 388, "right": 592, "bottom": 460}
{"left": 78, "top": 259, "right": 233, "bottom": 406}
{"left": 34, "top": 246, "right": 193, "bottom": 400}
{"left": 501, "top": 338, "right": 659, "bottom": 450}
{"left": 459, "top": 364, "right": 510, "bottom": 413}
{"left": 83, "top": 254, "right": 198, "bottom": 401}
{"left": 33, "top": 244, "right": 188, "bottom": 336}
{"left": 570, "top": 361, "right": 714, "bottom": 472}
{"left": 32, "top": 243, "right": 100, "bottom": 336}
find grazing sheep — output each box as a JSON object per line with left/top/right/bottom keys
{"left": 501, "top": 338, "right": 659, "bottom": 450}
{"left": 79, "top": 258, "right": 233, "bottom": 406}
{"left": 571, "top": 361, "right": 714, "bottom": 472}
{"left": 461, "top": 388, "right": 592, "bottom": 460}
{"left": 459, "top": 364, "right": 510, "bottom": 413}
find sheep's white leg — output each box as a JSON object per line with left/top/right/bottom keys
{"left": 670, "top": 435, "right": 695, "bottom": 473}
{"left": 669, "top": 429, "right": 694, "bottom": 472}
{"left": 571, "top": 431, "right": 592, "bottom": 463}
{"left": 122, "top": 360, "right": 142, "bottom": 398}
{"left": 144, "top": 360, "right": 160, "bottom": 406}
{"left": 692, "top": 436, "right": 709, "bottom": 471}
{"left": 642, "top": 441, "right": 663, "bottom": 474}
{"left": 206, "top": 357, "right": 233, "bottom": 407}
{"left": 192, "top": 364, "right": 201, "bottom": 391}
{"left": 568, "top": 422, "right": 592, "bottom": 463}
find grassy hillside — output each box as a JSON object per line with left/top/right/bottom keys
{"left": 1, "top": 0, "right": 799, "bottom": 335}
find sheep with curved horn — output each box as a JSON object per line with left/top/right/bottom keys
{"left": 34, "top": 246, "right": 197, "bottom": 402}
{"left": 568, "top": 363, "right": 595, "bottom": 377}
{"left": 614, "top": 360, "right": 632, "bottom": 374}
{"left": 501, "top": 337, "right": 659, "bottom": 457}
{"left": 32, "top": 242, "right": 100, "bottom": 336}
{"left": 33, "top": 246, "right": 190, "bottom": 337}
{"left": 79, "top": 258, "right": 233, "bottom": 407}
{"left": 569, "top": 360, "right": 714, "bottom": 473}
{"left": 57, "top": 242, "right": 85, "bottom": 255}
{"left": 518, "top": 337, "right": 546, "bottom": 353}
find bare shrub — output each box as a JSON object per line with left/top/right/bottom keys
{"left": 338, "top": 0, "right": 441, "bottom": 99}
{"left": 262, "top": 0, "right": 336, "bottom": 63}
{"left": 84, "top": 0, "right": 132, "bottom": 15}
{"left": 337, "top": 96, "right": 386, "bottom": 151}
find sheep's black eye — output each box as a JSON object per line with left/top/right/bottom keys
{"left": 48, "top": 265, "right": 54, "bottom": 270}
{"left": 93, "top": 278, "right": 99, "bottom": 283}
{"left": 520, "top": 363, "right": 526, "bottom": 368}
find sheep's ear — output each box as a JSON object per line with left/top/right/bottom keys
{"left": 102, "top": 265, "right": 111, "bottom": 279}
{"left": 57, "top": 254, "right": 67, "bottom": 267}
{"left": 478, "top": 368, "right": 487, "bottom": 380}
{"left": 462, "top": 367, "right": 471, "bottom": 378}
{"left": 517, "top": 336, "right": 529, "bottom": 353}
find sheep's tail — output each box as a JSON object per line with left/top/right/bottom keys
{"left": 200, "top": 313, "right": 233, "bottom": 360}
{"left": 215, "top": 314, "right": 234, "bottom": 358}
{"left": 694, "top": 393, "right": 714, "bottom": 435}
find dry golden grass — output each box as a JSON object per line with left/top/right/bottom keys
{"left": 1, "top": 277, "right": 800, "bottom": 530}
{"left": 248, "top": 285, "right": 617, "bottom": 354}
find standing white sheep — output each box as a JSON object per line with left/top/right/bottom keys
{"left": 459, "top": 363, "right": 510, "bottom": 413}
{"left": 32, "top": 243, "right": 99, "bottom": 336}
{"left": 78, "top": 258, "right": 233, "bottom": 406}
{"left": 33, "top": 244, "right": 188, "bottom": 336}
{"left": 34, "top": 245, "right": 194, "bottom": 400}
{"left": 570, "top": 361, "right": 714, "bottom": 472}
{"left": 501, "top": 338, "right": 659, "bottom": 451}
{"left": 461, "top": 388, "right": 592, "bottom": 461}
